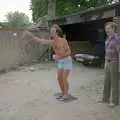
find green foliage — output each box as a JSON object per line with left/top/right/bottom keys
{"left": 56, "top": 0, "right": 108, "bottom": 16}
{"left": 31, "top": 0, "right": 48, "bottom": 21}
{"left": 5, "top": 11, "right": 30, "bottom": 28}
{"left": 31, "top": 0, "right": 117, "bottom": 21}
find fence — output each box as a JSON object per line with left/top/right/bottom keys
{"left": 0, "top": 28, "right": 50, "bottom": 71}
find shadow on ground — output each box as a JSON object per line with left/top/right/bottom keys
{"left": 54, "top": 92, "right": 78, "bottom": 103}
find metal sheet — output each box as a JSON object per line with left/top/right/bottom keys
{"left": 102, "top": 9, "right": 116, "bottom": 18}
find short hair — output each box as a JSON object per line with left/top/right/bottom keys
{"left": 105, "top": 22, "right": 117, "bottom": 32}
{"left": 52, "top": 24, "right": 63, "bottom": 37}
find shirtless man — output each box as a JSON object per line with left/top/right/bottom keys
{"left": 23, "top": 24, "right": 72, "bottom": 101}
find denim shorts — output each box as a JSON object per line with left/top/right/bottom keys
{"left": 56, "top": 56, "right": 72, "bottom": 70}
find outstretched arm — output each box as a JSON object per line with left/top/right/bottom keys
{"left": 23, "top": 30, "right": 53, "bottom": 45}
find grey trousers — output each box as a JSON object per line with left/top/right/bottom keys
{"left": 103, "top": 60, "right": 119, "bottom": 105}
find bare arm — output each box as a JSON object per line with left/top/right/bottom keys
{"left": 63, "top": 39, "right": 71, "bottom": 56}
{"left": 31, "top": 35, "right": 53, "bottom": 45}
{"left": 59, "top": 39, "right": 71, "bottom": 58}
{"left": 23, "top": 30, "right": 53, "bottom": 45}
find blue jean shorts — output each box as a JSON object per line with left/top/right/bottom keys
{"left": 56, "top": 56, "right": 72, "bottom": 70}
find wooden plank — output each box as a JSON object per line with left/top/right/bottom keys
{"left": 102, "top": 9, "right": 116, "bottom": 18}
{"left": 69, "top": 41, "right": 92, "bottom": 54}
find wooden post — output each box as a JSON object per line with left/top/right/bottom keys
{"left": 47, "top": 0, "right": 56, "bottom": 60}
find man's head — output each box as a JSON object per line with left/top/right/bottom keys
{"left": 105, "top": 22, "right": 117, "bottom": 37}
{"left": 50, "top": 24, "right": 63, "bottom": 38}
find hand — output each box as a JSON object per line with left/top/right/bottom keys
{"left": 22, "top": 30, "right": 33, "bottom": 39}
{"left": 52, "top": 55, "right": 56, "bottom": 60}
{"left": 53, "top": 55, "right": 62, "bottom": 60}
{"left": 104, "top": 62, "right": 107, "bottom": 69}
{"left": 119, "top": 61, "right": 120, "bottom": 72}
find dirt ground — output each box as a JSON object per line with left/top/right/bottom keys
{"left": 0, "top": 62, "right": 120, "bottom": 120}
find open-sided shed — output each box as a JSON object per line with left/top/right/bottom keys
{"left": 49, "top": 2, "right": 120, "bottom": 55}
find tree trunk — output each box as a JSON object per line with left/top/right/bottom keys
{"left": 48, "top": 0, "right": 56, "bottom": 19}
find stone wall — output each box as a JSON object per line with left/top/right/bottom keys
{"left": 0, "top": 29, "right": 50, "bottom": 71}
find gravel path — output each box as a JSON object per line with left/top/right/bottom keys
{"left": 0, "top": 62, "right": 120, "bottom": 120}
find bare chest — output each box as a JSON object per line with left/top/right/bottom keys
{"left": 53, "top": 41, "right": 64, "bottom": 50}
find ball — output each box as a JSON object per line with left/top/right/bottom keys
{"left": 13, "top": 33, "right": 17, "bottom": 36}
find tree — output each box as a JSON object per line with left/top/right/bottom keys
{"left": 56, "top": 0, "right": 109, "bottom": 16}
{"left": 5, "top": 11, "right": 30, "bottom": 28}
{"left": 30, "top": 0, "right": 48, "bottom": 21}
{"left": 30, "top": 0, "right": 119, "bottom": 22}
